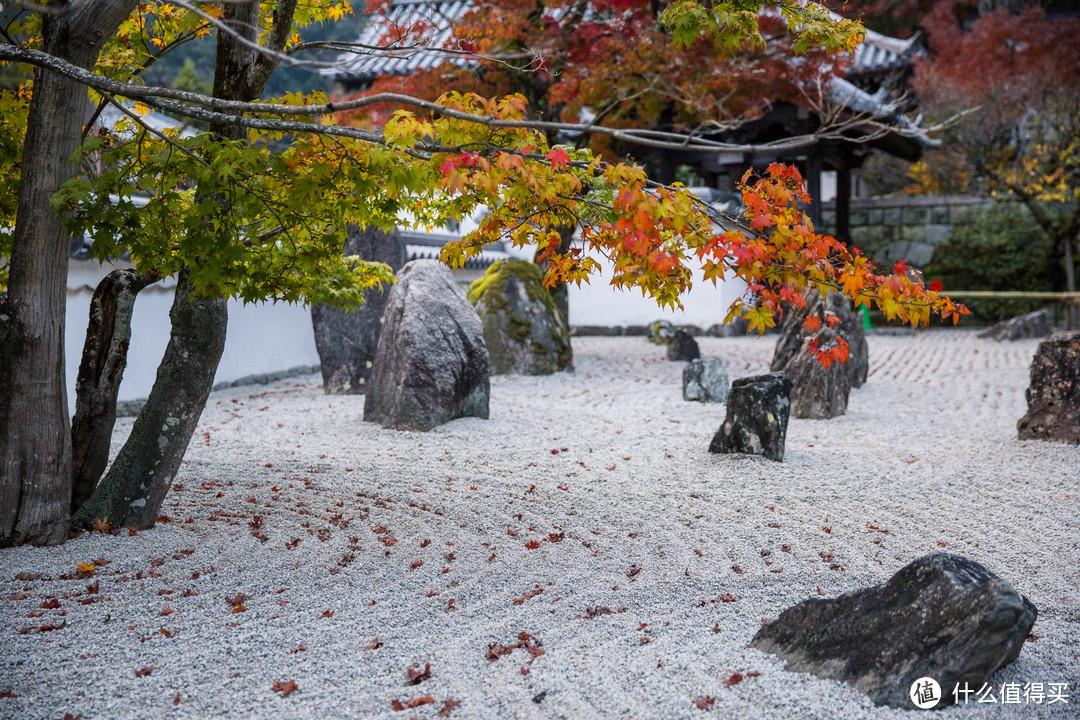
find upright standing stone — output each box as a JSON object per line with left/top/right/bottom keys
{"left": 1017, "top": 330, "right": 1080, "bottom": 444}
{"left": 667, "top": 328, "right": 700, "bottom": 361}
{"left": 363, "top": 260, "right": 490, "bottom": 431}
{"left": 772, "top": 289, "right": 869, "bottom": 388}
{"left": 784, "top": 329, "right": 852, "bottom": 419}
{"left": 311, "top": 227, "right": 407, "bottom": 394}
{"left": 708, "top": 372, "right": 791, "bottom": 461}
{"left": 467, "top": 260, "right": 572, "bottom": 375}
{"left": 682, "top": 358, "right": 729, "bottom": 403}
{"left": 751, "top": 554, "right": 1038, "bottom": 709}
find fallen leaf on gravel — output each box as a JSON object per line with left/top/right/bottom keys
{"left": 731, "top": 564, "right": 743, "bottom": 574}
{"left": 291, "top": 644, "right": 308, "bottom": 654}
{"left": 321, "top": 610, "right": 334, "bottom": 618}
{"left": 520, "top": 666, "right": 530, "bottom": 675}
{"left": 0, "top": 690, "right": 16, "bottom": 698}
{"left": 746, "top": 671, "right": 761, "bottom": 678}
{"left": 40, "top": 598, "right": 60, "bottom": 609}
{"left": 135, "top": 666, "right": 154, "bottom": 678}
{"left": 17, "top": 621, "right": 66, "bottom": 634}
{"left": 694, "top": 696, "right": 715, "bottom": 710}
{"left": 173, "top": 692, "right": 181, "bottom": 706}
{"left": 627, "top": 564, "right": 642, "bottom": 578}
{"left": 363, "top": 638, "right": 382, "bottom": 650}
{"left": 160, "top": 627, "right": 174, "bottom": 638}
{"left": 722, "top": 672, "right": 743, "bottom": 686}
{"left": 391, "top": 695, "right": 434, "bottom": 711}
{"left": 405, "top": 663, "right": 432, "bottom": 685}
{"left": 524, "top": 540, "right": 540, "bottom": 550}
{"left": 91, "top": 518, "right": 111, "bottom": 533}
{"left": 15, "top": 572, "right": 39, "bottom": 581}
{"left": 75, "top": 562, "right": 95, "bottom": 574}
{"left": 160, "top": 605, "right": 175, "bottom": 616}
{"left": 410, "top": 560, "right": 423, "bottom": 570}
{"left": 439, "top": 699, "right": 461, "bottom": 717}
{"left": 272, "top": 680, "right": 298, "bottom": 697}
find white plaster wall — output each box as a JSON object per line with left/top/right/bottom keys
{"left": 566, "top": 259, "right": 747, "bottom": 328}
{"left": 66, "top": 260, "right": 320, "bottom": 408}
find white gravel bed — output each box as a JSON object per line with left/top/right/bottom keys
{"left": 1, "top": 330, "right": 1078, "bottom": 719}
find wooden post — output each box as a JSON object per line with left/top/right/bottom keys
{"left": 836, "top": 163, "right": 852, "bottom": 247}
{"left": 806, "top": 151, "right": 822, "bottom": 229}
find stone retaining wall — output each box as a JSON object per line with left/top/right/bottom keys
{"left": 821, "top": 195, "right": 1012, "bottom": 267}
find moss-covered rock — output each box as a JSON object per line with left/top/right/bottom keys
{"left": 467, "top": 260, "right": 572, "bottom": 375}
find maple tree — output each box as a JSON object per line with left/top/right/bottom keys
{"left": 0, "top": 0, "right": 963, "bottom": 547}
{"left": 913, "top": 4, "right": 1080, "bottom": 298}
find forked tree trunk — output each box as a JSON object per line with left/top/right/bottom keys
{"left": 73, "top": 0, "right": 281, "bottom": 530}
{"left": 71, "top": 270, "right": 226, "bottom": 529}
{"left": 70, "top": 269, "right": 157, "bottom": 513}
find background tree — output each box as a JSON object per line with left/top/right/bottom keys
{"left": 914, "top": 4, "right": 1080, "bottom": 296}
{"left": 0, "top": 0, "right": 963, "bottom": 547}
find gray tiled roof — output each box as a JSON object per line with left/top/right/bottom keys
{"left": 330, "top": 3, "right": 920, "bottom": 84}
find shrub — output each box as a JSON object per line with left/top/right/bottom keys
{"left": 925, "top": 204, "right": 1058, "bottom": 322}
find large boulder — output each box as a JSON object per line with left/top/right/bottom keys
{"left": 708, "top": 372, "right": 791, "bottom": 461}
{"left": 772, "top": 290, "right": 868, "bottom": 388}
{"left": 979, "top": 309, "right": 1053, "bottom": 342}
{"left": 683, "top": 358, "right": 729, "bottom": 403}
{"left": 1017, "top": 330, "right": 1080, "bottom": 444}
{"left": 784, "top": 329, "right": 852, "bottom": 419}
{"left": 751, "top": 554, "right": 1038, "bottom": 709}
{"left": 467, "top": 260, "right": 572, "bottom": 375}
{"left": 311, "top": 227, "right": 407, "bottom": 394}
{"left": 667, "top": 328, "right": 700, "bottom": 361}
{"left": 363, "top": 260, "right": 490, "bottom": 431}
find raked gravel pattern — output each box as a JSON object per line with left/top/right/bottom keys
{"left": 1, "top": 331, "right": 1078, "bottom": 719}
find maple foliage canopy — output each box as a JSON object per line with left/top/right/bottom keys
{"left": 1, "top": 0, "right": 965, "bottom": 355}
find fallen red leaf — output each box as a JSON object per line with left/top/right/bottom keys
{"left": 405, "top": 663, "right": 432, "bottom": 685}
{"left": 439, "top": 699, "right": 462, "bottom": 717}
{"left": 722, "top": 672, "right": 744, "bottom": 686}
{"left": 0, "top": 690, "right": 16, "bottom": 699}
{"left": 363, "top": 637, "right": 382, "bottom": 650}
{"left": 694, "top": 696, "right": 715, "bottom": 710}
{"left": 173, "top": 692, "right": 181, "bottom": 706}
{"left": 40, "top": 598, "right": 60, "bottom": 609}
{"left": 524, "top": 540, "right": 540, "bottom": 550}
{"left": 321, "top": 610, "right": 334, "bottom": 618}
{"left": 135, "top": 666, "right": 154, "bottom": 678}
{"left": 272, "top": 679, "right": 298, "bottom": 697}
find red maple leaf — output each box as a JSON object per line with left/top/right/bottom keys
{"left": 272, "top": 679, "right": 299, "bottom": 697}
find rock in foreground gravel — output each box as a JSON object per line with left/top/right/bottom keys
{"left": 751, "top": 553, "right": 1038, "bottom": 709}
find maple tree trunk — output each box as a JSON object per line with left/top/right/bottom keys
{"left": 72, "top": 0, "right": 290, "bottom": 530}
{"left": 70, "top": 269, "right": 158, "bottom": 514}
{"left": 71, "top": 270, "right": 227, "bottom": 529}
{"left": 0, "top": 0, "right": 141, "bottom": 546}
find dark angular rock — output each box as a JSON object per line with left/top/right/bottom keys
{"left": 772, "top": 289, "right": 869, "bottom": 388}
{"left": 751, "top": 554, "right": 1038, "bottom": 709}
{"left": 1017, "top": 330, "right": 1080, "bottom": 444}
{"left": 667, "top": 329, "right": 700, "bottom": 361}
{"left": 784, "top": 328, "right": 852, "bottom": 419}
{"left": 571, "top": 325, "right": 622, "bottom": 337}
{"left": 682, "top": 358, "right": 729, "bottom": 403}
{"left": 311, "top": 227, "right": 407, "bottom": 394}
{"left": 708, "top": 372, "right": 791, "bottom": 461}
{"left": 705, "top": 318, "right": 749, "bottom": 337}
{"left": 647, "top": 319, "right": 673, "bottom": 345}
{"left": 468, "top": 260, "right": 572, "bottom": 375}
{"left": 979, "top": 309, "right": 1053, "bottom": 342}
{"left": 676, "top": 324, "right": 705, "bottom": 337}
{"left": 363, "top": 260, "right": 490, "bottom": 431}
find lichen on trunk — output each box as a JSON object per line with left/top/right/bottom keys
{"left": 71, "top": 269, "right": 226, "bottom": 529}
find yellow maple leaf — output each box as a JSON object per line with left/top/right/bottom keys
{"left": 76, "top": 562, "right": 95, "bottom": 574}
